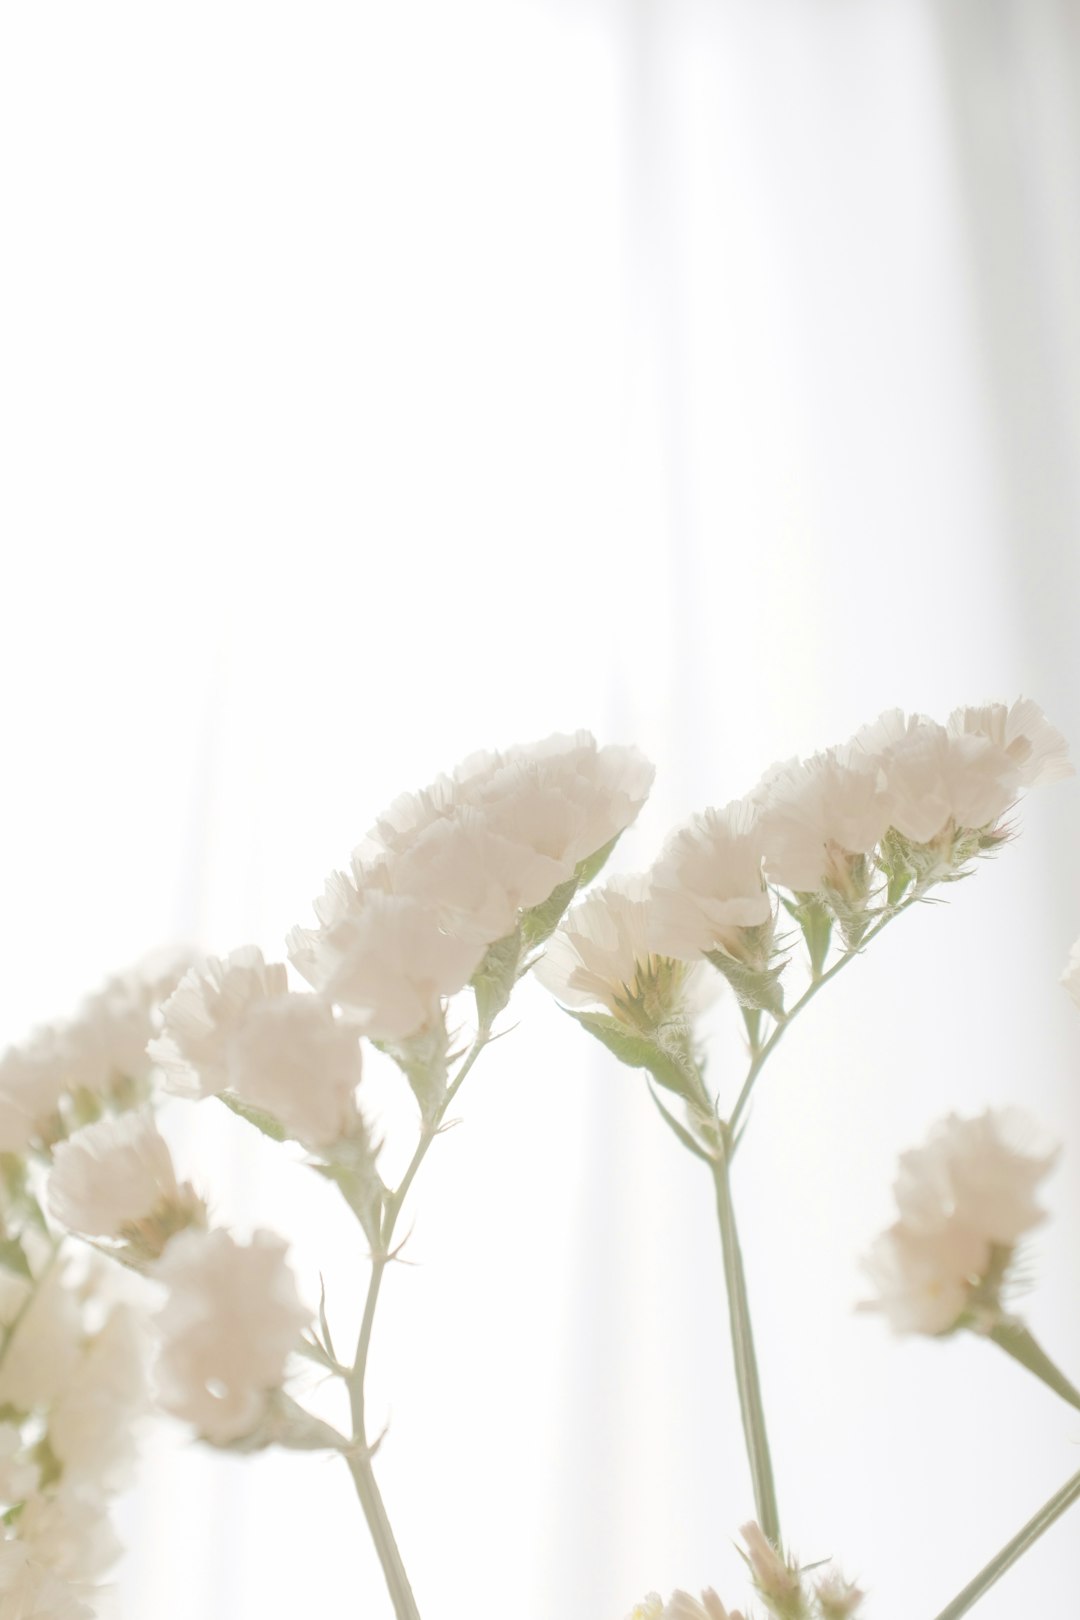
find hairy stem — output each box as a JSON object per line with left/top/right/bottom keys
{"left": 931, "top": 1465, "right": 1080, "bottom": 1620}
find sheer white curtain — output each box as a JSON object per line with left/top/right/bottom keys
{"left": 1, "top": 3, "right": 1078, "bottom": 1618}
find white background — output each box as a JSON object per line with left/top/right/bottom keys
{"left": 2, "top": 3, "right": 1079, "bottom": 1618}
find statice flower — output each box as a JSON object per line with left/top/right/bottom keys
{"left": 48, "top": 1304, "right": 147, "bottom": 1488}
{"left": 861, "top": 1109, "right": 1057, "bottom": 1336}
{"left": 47, "top": 1112, "right": 203, "bottom": 1255}
{"left": 289, "top": 891, "right": 486, "bottom": 1043}
{"left": 154, "top": 1227, "right": 310, "bottom": 1444}
{"left": 947, "top": 697, "right": 1073, "bottom": 788}
{"left": 535, "top": 875, "right": 701, "bottom": 1031}
{"left": 628, "top": 1594, "right": 741, "bottom": 1620}
{"left": 0, "top": 1543, "right": 92, "bottom": 1620}
{"left": 648, "top": 802, "right": 772, "bottom": 965}
{"left": 150, "top": 947, "right": 289, "bottom": 1098}
{"left": 0, "top": 1031, "right": 70, "bottom": 1154}
{"left": 452, "top": 732, "right": 654, "bottom": 872}
{"left": 754, "top": 747, "right": 891, "bottom": 902}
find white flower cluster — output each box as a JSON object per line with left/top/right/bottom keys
{"left": 627, "top": 1523, "right": 864, "bottom": 1620}
{"left": 288, "top": 732, "right": 654, "bottom": 1042}
{"left": 0, "top": 1252, "right": 146, "bottom": 1619}
{"left": 861, "top": 1110, "right": 1057, "bottom": 1335}
{"left": 541, "top": 699, "right": 1068, "bottom": 1035}
{"left": 0, "top": 950, "right": 194, "bottom": 1155}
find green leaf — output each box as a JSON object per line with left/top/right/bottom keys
{"left": 315, "top": 1160, "right": 385, "bottom": 1250}
{"left": 0, "top": 1240, "right": 31, "bottom": 1282}
{"left": 564, "top": 1009, "right": 701, "bottom": 1102}
{"left": 573, "top": 832, "right": 621, "bottom": 891}
{"left": 470, "top": 928, "right": 522, "bottom": 1028}
{"left": 705, "top": 951, "right": 787, "bottom": 1017}
{"left": 520, "top": 874, "right": 580, "bottom": 949}
{"left": 217, "top": 1092, "right": 288, "bottom": 1143}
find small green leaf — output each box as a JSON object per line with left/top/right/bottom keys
{"left": 564, "top": 1009, "right": 700, "bottom": 1102}
{"left": 573, "top": 832, "right": 621, "bottom": 891}
{"left": 471, "top": 928, "right": 523, "bottom": 1028}
{"left": 217, "top": 1092, "right": 288, "bottom": 1143}
{"left": 520, "top": 874, "right": 580, "bottom": 949}
{"left": 705, "top": 951, "right": 787, "bottom": 1017}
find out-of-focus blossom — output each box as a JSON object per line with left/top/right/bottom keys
{"left": 154, "top": 1228, "right": 310, "bottom": 1444}
{"left": 0, "top": 1542, "right": 92, "bottom": 1620}
{"left": 150, "top": 947, "right": 288, "bottom": 1098}
{"left": 225, "top": 993, "right": 363, "bottom": 1148}
{"left": 947, "top": 698, "right": 1072, "bottom": 789}
{"left": 1060, "top": 936, "right": 1080, "bottom": 1009}
{"left": 853, "top": 713, "right": 1018, "bottom": 846}
{"left": 289, "top": 891, "right": 486, "bottom": 1042}
{"left": 49, "top": 1305, "right": 147, "bottom": 1488}
{"left": 815, "top": 1568, "right": 866, "bottom": 1619}
{"left": 862, "top": 1109, "right": 1057, "bottom": 1335}
{"left": 48, "top": 1112, "right": 201, "bottom": 1251}
{"left": 0, "top": 1426, "right": 37, "bottom": 1505}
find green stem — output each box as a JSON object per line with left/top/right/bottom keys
{"left": 728, "top": 896, "right": 918, "bottom": 1141}
{"left": 344, "top": 1026, "right": 492, "bottom": 1620}
{"left": 987, "top": 1319, "right": 1080, "bottom": 1413}
{"left": 711, "top": 1130, "right": 781, "bottom": 1546}
{"left": 931, "top": 1465, "right": 1080, "bottom": 1620}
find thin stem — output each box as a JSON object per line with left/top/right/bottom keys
{"left": 930, "top": 1465, "right": 1080, "bottom": 1620}
{"left": 344, "top": 1025, "right": 492, "bottom": 1620}
{"left": 987, "top": 1318, "right": 1080, "bottom": 1413}
{"left": 728, "top": 897, "right": 918, "bottom": 1141}
{"left": 711, "top": 1130, "right": 781, "bottom": 1546}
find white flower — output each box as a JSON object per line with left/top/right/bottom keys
{"left": 225, "top": 993, "right": 362, "bottom": 1148}
{"left": 627, "top": 1598, "right": 665, "bottom": 1620}
{"left": 948, "top": 698, "right": 1072, "bottom": 789}
{"left": 18, "top": 1486, "right": 121, "bottom": 1583}
{"left": 754, "top": 748, "right": 891, "bottom": 895}
{"left": 455, "top": 733, "right": 654, "bottom": 872}
{"left": 648, "top": 802, "right": 773, "bottom": 963}
{"left": 288, "top": 891, "right": 486, "bottom": 1042}
{"left": 536, "top": 874, "right": 703, "bottom": 1027}
{"left": 61, "top": 947, "right": 198, "bottom": 1100}
{"left": 356, "top": 808, "right": 570, "bottom": 945}
{"left": 153, "top": 1227, "right": 310, "bottom": 1443}
{"left": 0, "top": 1542, "right": 92, "bottom": 1620}
{"left": 0, "top": 1031, "right": 69, "bottom": 1154}
{"left": 740, "top": 1521, "right": 805, "bottom": 1615}
{"left": 47, "top": 1112, "right": 200, "bottom": 1247}
{"left": 861, "top": 1109, "right": 1057, "bottom": 1335}
{"left": 1060, "top": 936, "right": 1080, "bottom": 1009}
{"left": 49, "top": 1305, "right": 147, "bottom": 1488}
{"left": 851, "top": 711, "right": 1018, "bottom": 845}
{"left": 150, "top": 946, "right": 289, "bottom": 1098}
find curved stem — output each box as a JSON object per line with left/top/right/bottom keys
{"left": 711, "top": 1131, "right": 781, "bottom": 1545}
{"left": 344, "top": 1026, "right": 492, "bottom": 1620}
{"left": 728, "top": 896, "right": 919, "bottom": 1142}
{"left": 930, "top": 1465, "right": 1080, "bottom": 1620}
